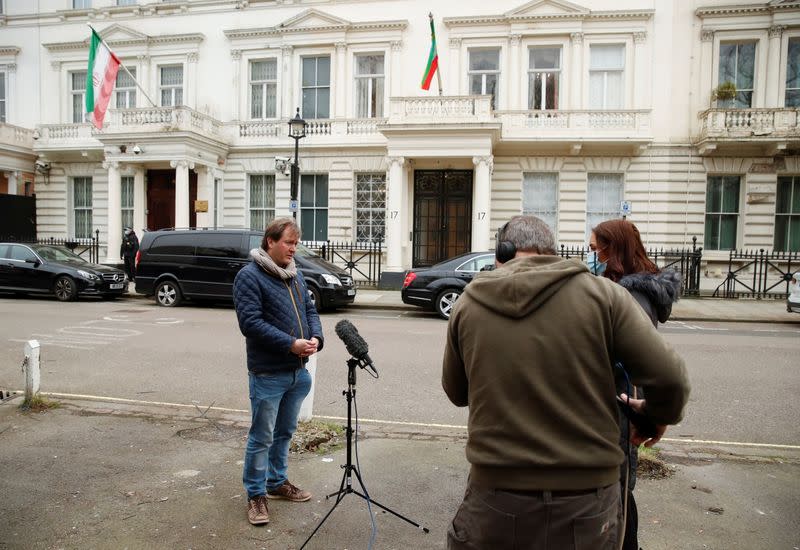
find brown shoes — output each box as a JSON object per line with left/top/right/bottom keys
{"left": 267, "top": 481, "right": 312, "bottom": 502}
{"left": 247, "top": 495, "right": 270, "bottom": 525}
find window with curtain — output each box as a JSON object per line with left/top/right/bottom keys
{"left": 73, "top": 177, "right": 93, "bottom": 239}
{"left": 355, "top": 174, "right": 386, "bottom": 243}
{"left": 121, "top": 176, "right": 134, "bottom": 230}
{"left": 775, "top": 176, "right": 800, "bottom": 251}
{"left": 469, "top": 49, "right": 500, "bottom": 109}
{"left": 522, "top": 173, "right": 558, "bottom": 233}
{"left": 249, "top": 174, "right": 275, "bottom": 231}
{"left": 300, "top": 174, "right": 328, "bottom": 241}
{"left": 589, "top": 44, "right": 625, "bottom": 109}
{"left": 71, "top": 71, "right": 87, "bottom": 123}
{"left": 302, "top": 56, "right": 330, "bottom": 119}
{"left": 786, "top": 39, "right": 800, "bottom": 107}
{"left": 704, "top": 176, "right": 740, "bottom": 250}
{"left": 115, "top": 68, "right": 136, "bottom": 109}
{"left": 586, "top": 173, "right": 623, "bottom": 237}
{"left": 355, "top": 54, "right": 385, "bottom": 118}
{"left": 159, "top": 65, "right": 183, "bottom": 107}
{"left": 528, "top": 47, "right": 561, "bottom": 110}
{"left": 73, "top": 0, "right": 91, "bottom": 8}
{"left": 719, "top": 42, "right": 755, "bottom": 108}
{"left": 0, "top": 72, "right": 6, "bottom": 123}
{"left": 250, "top": 59, "right": 277, "bottom": 119}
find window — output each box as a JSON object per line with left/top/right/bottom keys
{"left": 355, "top": 174, "right": 386, "bottom": 243}
{"left": 528, "top": 47, "right": 561, "bottom": 110}
{"left": 8, "top": 245, "right": 37, "bottom": 262}
{"left": 73, "top": 0, "right": 91, "bottom": 8}
{"left": 195, "top": 234, "right": 241, "bottom": 258}
{"left": 355, "top": 54, "right": 385, "bottom": 118}
{"left": 523, "top": 173, "right": 558, "bottom": 233}
{"left": 115, "top": 69, "right": 136, "bottom": 109}
{"left": 704, "top": 176, "right": 740, "bottom": 250}
{"left": 586, "top": 173, "right": 623, "bottom": 237}
{"left": 302, "top": 56, "right": 330, "bottom": 119}
{"left": 71, "top": 71, "right": 87, "bottom": 123}
{"left": 589, "top": 44, "right": 625, "bottom": 109}
{"left": 149, "top": 234, "right": 194, "bottom": 255}
{"left": 469, "top": 49, "right": 500, "bottom": 109}
{"left": 0, "top": 71, "right": 5, "bottom": 123}
{"left": 121, "top": 176, "right": 134, "bottom": 231}
{"left": 300, "top": 174, "right": 328, "bottom": 241}
{"left": 250, "top": 59, "right": 277, "bottom": 119}
{"left": 719, "top": 42, "right": 755, "bottom": 108}
{"left": 775, "top": 176, "right": 800, "bottom": 251}
{"left": 786, "top": 39, "right": 800, "bottom": 107}
{"left": 159, "top": 65, "right": 183, "bottom": 107}
{"left": 117, "top": 0, "right": 136, "bottom": 5}
{"left": 73, "top": 177, "right": 93, "bottom": 239}
{"left": 249, "top": 174, "right": 275, "bottom": 231}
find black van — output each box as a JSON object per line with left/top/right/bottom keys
{"left": 134, "top": 228, "right": 356, "bottom": 310}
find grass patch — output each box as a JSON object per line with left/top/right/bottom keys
{"left": 291, "top": 420, "right": 344, "bottom": 455}
{"left": 19, "top": 394, "right": 61, "bottom": 413}
{"left": 637, "top": 445, "right": 674, "bottom": 479}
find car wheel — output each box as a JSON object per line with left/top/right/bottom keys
{"left": 435, "top": 288, "right": 462, "bottom": 320}
{"left": 54, "top": 276, "right": 78, "bottom": 302}
{"left": 308, "top": 286, "right": 323, "bottom": 311}
{"left": 155, "top": 280, "right": 182, "bottom": 307}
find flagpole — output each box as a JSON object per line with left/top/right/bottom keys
{"left": 88, "top": 24, "right": 158, "bottom": 108}
{"left": 429, "top": 13, "right": 443, "bottom": 96}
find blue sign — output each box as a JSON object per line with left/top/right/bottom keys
{"left": 289, "top": 200, "right": 298, "bottom": 213}
{"left": 620, "top": 201, "right": 632, "bottom": 217}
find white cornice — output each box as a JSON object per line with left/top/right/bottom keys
{"left": 444, "top": 9, "right": 653, "bottom": 28}
{"left": 0, "top": 47, "right": 21, "bottom": 57}
{"left": 225, "top": 19, "right": 407, "bottom": 42}
{"left": 696, "top": 2, "right": 800, "bottom": 19}
{"left": 43, "top": 31, "right": 205, "bottom": 52}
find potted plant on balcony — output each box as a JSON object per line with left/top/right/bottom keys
{"left": 712, "top": 81, "right": 737, "bottom": 107}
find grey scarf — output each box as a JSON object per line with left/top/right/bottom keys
{"left": 250, "top": 248, "right": 297, "bottom": 280}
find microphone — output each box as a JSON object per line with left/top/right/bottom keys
{"left": 335, "top": 319, "right": 378, "bottom": 376}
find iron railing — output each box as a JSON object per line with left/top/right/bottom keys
{"left": 712, "top": 248, "right": 800, "bottom": 299}
{"left": 301, "top": 239, "right": 384, "bottom": 287}
{"left": 0, "top": 230, "right": 101, "bottom": 264}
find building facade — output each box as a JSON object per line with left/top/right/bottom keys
{"left": 0, "top": 0, "right": 799, "bottom": 280}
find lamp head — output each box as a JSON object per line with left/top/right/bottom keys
{"left": 288, "top": 108, "right": 306, "bottom": 140}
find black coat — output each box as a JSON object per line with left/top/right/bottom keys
{"left": 120, "top": 232, "right": 139, "bottom": 258}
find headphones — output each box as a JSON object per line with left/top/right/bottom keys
{"left": 495, "top": 221, "right": 516, "bottom": 264}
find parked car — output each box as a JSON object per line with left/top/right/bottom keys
{"left": 401, "top": 251, "right": 496, "bottom": 319}
{"left": 135, "top": 228, "right": 356, "bottom": 309}
{"left": 0, "top": 243, "right": 128, "bottom": 301}
{"left": 788, "top": 272, "right": 800, "bottom": 313}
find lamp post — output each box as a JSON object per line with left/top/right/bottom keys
{"left": 288, "top": 107, "right": 307, "bottom": 220}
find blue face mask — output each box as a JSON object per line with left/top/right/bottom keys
{"left": 586, "top": 251, "right": 607, "bottom": 276}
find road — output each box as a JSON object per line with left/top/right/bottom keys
{"left": 1, "top": 295, "right": 798, "bottom": 448}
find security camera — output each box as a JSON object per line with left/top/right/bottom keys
{"left": 34, "top": 160, "right": 51, "bottom": 172}
{"left": 132, "top": 145, "right": 142, "bottom": 155}
{"left": 275, "top": 156, "right": 289, "bottom": 163}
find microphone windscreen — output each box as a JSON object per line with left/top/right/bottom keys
{"left": 335, "top": 319, "right": 369, "bottom": 358}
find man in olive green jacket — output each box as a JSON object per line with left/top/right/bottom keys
{"left": 443, "top": 215, "right": 689, "bottom": 550}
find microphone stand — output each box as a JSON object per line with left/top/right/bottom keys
{"left": 300, "top": 357, "right": 429, "bottom": 549}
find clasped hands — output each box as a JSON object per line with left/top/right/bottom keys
{"left": 291, "top": 337, "right": 319, "bottom": 358}
{"left": 619, "top": 393, "right": 667, "bottom": 447}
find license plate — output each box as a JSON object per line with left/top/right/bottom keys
{"left": 347, "top": 289, "right": 355, "bottom": 296}
{"left": 110, "top": 283, "right": 124, "bottom": 289}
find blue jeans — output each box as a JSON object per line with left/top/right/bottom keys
{"left": 243, "top": 368, "right": 311, "bottom": 499}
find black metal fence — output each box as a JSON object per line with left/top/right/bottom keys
{"left": 712, "top": 248, "right": 800, "bottom": 299}
{"left": 0, "top": 230, "right": 101, "bottom": 264}
{"left": 301, "top": 239, "right": 384, "bottom": 287}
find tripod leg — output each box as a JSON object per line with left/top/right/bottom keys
{"left": 299, "top": 495, "right": 345, "bottom": 550}
{"left": 325, "top": 465, "right": 351, "bottom": 500}
{"left": 349, "top": 467, "right": 430, "bottom": 533}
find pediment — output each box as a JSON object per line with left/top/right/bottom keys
{"left": 506, "top": 0, "right": 589, "bottom": 18}
{"left": 278, "top": 9, "right": 350, "bottom": 30}
{"left": 98, "top": 24, "right": 149, "bottom": 44}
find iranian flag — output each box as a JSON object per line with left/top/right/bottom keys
{"left": 86, "top": 28, "right": 120, "bottom": 129}
{"left": 420, "top": 15, "right": 439, "bottom": 90}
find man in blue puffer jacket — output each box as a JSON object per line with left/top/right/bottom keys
{"left": 233, "top": 217, "right": 324, "bottom": 527}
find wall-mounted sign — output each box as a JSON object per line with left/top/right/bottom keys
{"left": 194, "top": 200, "right": 208, "bottom": 213}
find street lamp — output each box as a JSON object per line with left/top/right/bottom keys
{"left": 288, "top": 107, "right": 307, "bottom": 220}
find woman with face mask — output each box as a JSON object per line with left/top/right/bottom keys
{"left": 589, "top": 219, "right": 682, "bottom": 550}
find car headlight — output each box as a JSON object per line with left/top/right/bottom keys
{"left": 77, "top": 270, "right": 99, "bottom": 281}
{"left": 321, "top": 274, "right": 342, "bottom": 286}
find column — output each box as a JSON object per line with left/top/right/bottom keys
{"left": 133, "top": 166, "right": 146, "bottom": 233}
{"left": 5, "top": 63, "right": 15, "bottom": 122}
{"left": 335, "top": 42, "right": 347, "bottom": 118}
{"left": 186, "top": 52, "right": 198, "bottom": 109}
{"left": 449, "top": 38, "right": 461, "bottom": 96}
{"left": 385, "top": 156, "right": 405, "bottom": 271}
{"left": 50, "top": 61, "right": 61, "bottom": 122}
{"left": 6, "top": 171, "right": 18, "bottom": 195}
{"left": 231, "top": 50, "right": 242, "bottom": 120}
{"left": 104, "top": 161, "right": 122, "bottom": 264}
{"left": 136, "top": 55, "right": 150, "bottom": 108}
{"left": 472, "top": 156, "right": 493, "bottom": 252}
{"left": 281, "top": 45, "right": 294, "bottom": 119}
{"left": 171, "top": 160, "right": 190, "bottom": 229}
{"left": 509, "top": 35, "right": 522, "bottom": 109}
{"left": 633, "top": 32, "right": 648, "bottom": 109}
{"left": 195, "top": 165, "right": 215, "bottom": 228}
{"left": 766, "top": 26, "right": 785, "bottom": 107}
{"left": 390, "top": 41, "right": 403, "bottom": 97}
{"left": 570, "top": 33, "right": 583, "bottom": 109}
{"left": 700, "top": 29, "right": 715, "bottom": 108}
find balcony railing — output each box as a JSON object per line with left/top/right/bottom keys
{"left": 387, "top": 95, "right": 494, "bottom": 124}
{"left": 698, "top": 108, "right": 800, "bottom": 139}
{"left": 104, "top": 106, "right": 224, "bottom": 140}
{"left": 0, "top": 123, "right": 36, "bottom": 148}
{"left": 233, "top": 118, "right": 387, "bottom": 140}
{"left": 495, "top": 109, "right": 652, "bottom": 139}
{"left": 35, "top": 123, "right": 95, "bottom": 143}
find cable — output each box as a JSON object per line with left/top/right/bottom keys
{"left": 353, "top": 391, "right": 377, "bottom": 550}
{"left": 614, "top": 362, "right": 634, "bottom": 550}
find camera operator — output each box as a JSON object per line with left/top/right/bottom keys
{"left": 442, "top": 215, "right": 689, "bottom": 549}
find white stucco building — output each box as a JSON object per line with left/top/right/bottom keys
{"left": 1, "top": 0, "right": 799, "bottom": 281}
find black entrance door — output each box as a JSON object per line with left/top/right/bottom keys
{"left": 412, "top": 170, "right": 472, "bottom": 267}
{"left": 146, "top": 170, "right": 197, "bottom": 230}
